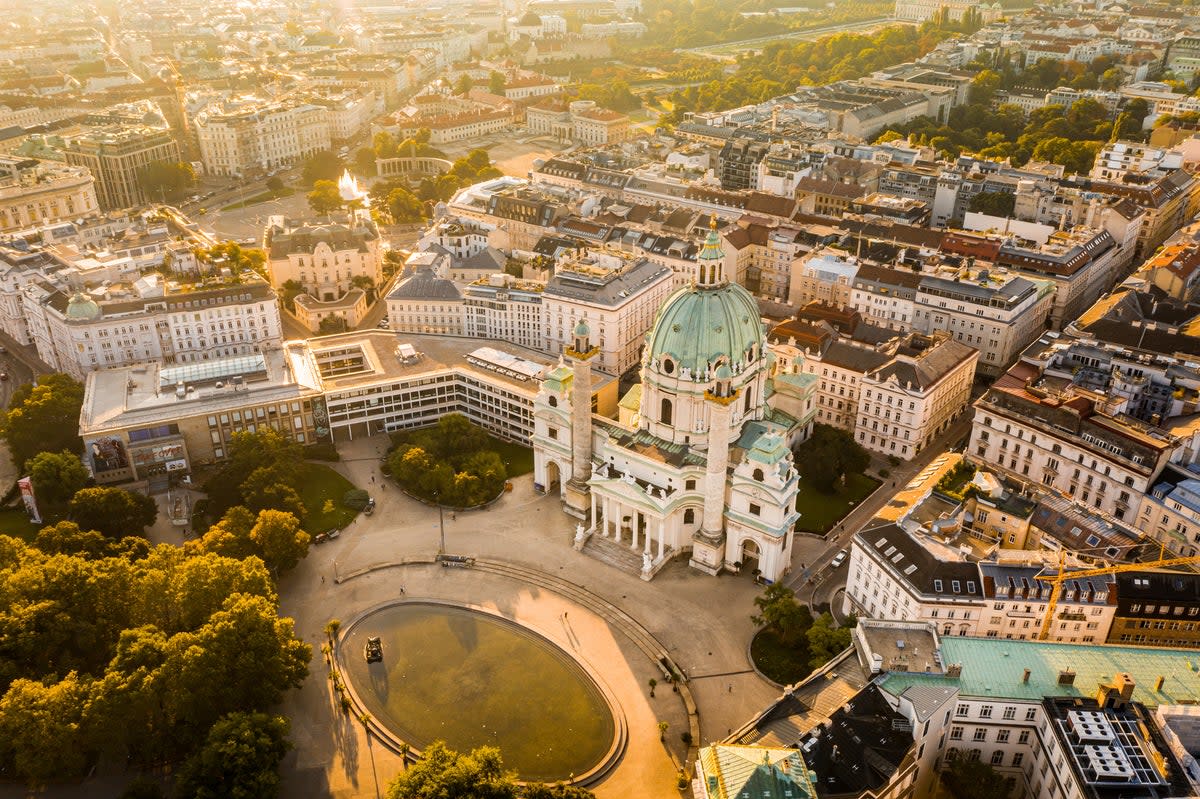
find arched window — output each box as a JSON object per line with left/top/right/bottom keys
{"left": 753, "top": 468, "right": 764, "bottom": 482}
{"left": 548, "top": 396, "right": 557, "bottom": 407}
{"left": 661, "top": 357, "right": 674, "bottom": 375}
{"left": 683, "top": 508, "right": 695, "bottom": 524}
{"left": 744, "top": 387, "right": 753, "bottom": 413}
{"left": 660, "top": 397, "right": 673, "bottom": 425}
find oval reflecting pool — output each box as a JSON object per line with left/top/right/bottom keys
{"left": 341, "top": 602, "right": 617, "bottom": 782}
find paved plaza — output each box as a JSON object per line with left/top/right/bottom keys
{"left": 276, "top": 434, "right": 793, "bottom": 798}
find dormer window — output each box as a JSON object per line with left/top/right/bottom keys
{"left": 661, "top": 357, "right": 674, "bottom": 375}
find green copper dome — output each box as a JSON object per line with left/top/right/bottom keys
{"left": 646, "top": 282, "right": 763, "bottom": 378}
{"left": 65, "top": 292, "right": 101, "bottom": 321}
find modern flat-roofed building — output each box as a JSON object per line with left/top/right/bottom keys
{"left": 62, "top": 126, "right": 180, "bottom": 211}
{"left": 79, "top": 331, "right": 617, "bottom": 484}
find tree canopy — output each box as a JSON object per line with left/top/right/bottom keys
{"left": 751, "top": 583, "right": 813, "bottom": 645}
{"left": 796, "top": 424, "right": 870, "bottom": 494}
{"left": 385, "top": 741, "right": 595, "bottom": 799}
{"left": 1, "top": 373, "right": 85, "bottom": 471}
{"left": 174, "top": 712, "right": 291, "bottom": 799}
{"left": 203, "top": 428, "right": 304, "bottom": 520}
{"left": 69, "top": 486, "right": 157, "bottom": 538}
{"left": 27, "top": 450, "right": 89, "bottom": 517}
{"left": 301, "top": 150, "right": 344, "bottom": 185}
{"left": 138, "top": 161, "right": 197, "bottom": 204}
{"left": 387, "top": 414, "right": 508, "bottom": 506}
{"left": 942, "top": 757, "right": 1010, "bottom": 799}
{"left": 0, "top": 536, "right": 308, "bottom": 782}
{"left": 195, "top": 507, "right": 310, "bottom": 575}
{"left": 307, "top": 179, "right": 344, "bottom": 215}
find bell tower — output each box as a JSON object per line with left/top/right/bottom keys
{"left": 563, "top": 318, "right": 598, "bottom": 519}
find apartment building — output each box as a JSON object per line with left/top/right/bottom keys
{"left": 912, "top": 267, "right": 1054, "bottom": 376}
{"left": 195, "top": 100, "right": 331, "bottom": 177}
{"left": 22, "top": 279, "right": 282, "bottom": 381}
{"left": 967, "top": 349, "right": 1178, "bottom": 525}
{"left": 385, "top": 265, "right": 465, "bottom": 335}
{"left": 788, "top": 251, "right": 859, "bottom": 309}
{"left": 849, "top": 263, "right": 921, "bottom": 329}
{"left": 1090, "top": 140, "right": 1184, "bottom": 182}
{"left": 1108, "top": 571, "right": 1200, "bottom": 647}
{"left": 540, "top": 251, "right": 674, "bottom": 375}
{"left": 62, "top": 126, "right": 180, "bottom": 211}
{"left": 858, "top": 333, "right": 978, "bottom": 459}
{"left": 461, "top": 274, "right": 545, "bottom": 352}
{"left": 264, "top": 214, "right": 383, "bottom": 301}
{"left": 0, "top": 157, "right": 98, "bottom": 232}
{"left": 525, "top": 98, "right": 632, "bottom": 145}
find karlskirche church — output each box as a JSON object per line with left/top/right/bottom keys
{"left": 532, "top": 223, "right": 818, "bottom": 582}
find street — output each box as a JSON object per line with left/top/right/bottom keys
{"left": 782, "top": 412, "right": 974, "bottom": 616}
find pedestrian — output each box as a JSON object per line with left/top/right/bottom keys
{"left": 371, "top": 475, "right": 375, "bottom": 484}
{"left": 728, "top": 683, "right": 733, "bottom": 693}
{"left": 400, "top": 586, "right": 406, "bottom": 595}
{"left": 321, "top": 575, "right": 325, "bottom": 584}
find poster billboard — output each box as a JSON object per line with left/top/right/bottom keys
{"left": 17, "top": 476, "right": 40, "bottom": 524}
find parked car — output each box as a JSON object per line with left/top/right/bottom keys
{"left": 830, "top": 549, "right": 848, "bottom": 569}
{"left": 365, "top": 636, "right": 383, "bottom": 663}
{"left": 363, "top": 498, "right": 375, "bottom": 515}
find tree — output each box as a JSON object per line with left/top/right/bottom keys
{"left": 69, "top": 486, "right": 157, "bottom": 538}
{"left": 453, "top": 73, "right": 474, "bottom": 95}
{"left": 280, "top": 279, "right": 305, "bottom": 312}
{"left": 806, "top": 612, "right": 856, "bottom": 669}
{"left": 967, "top": 190, "right": 1015, "bottom": 218}
{"left": 386, "top": 187, "right": 424, "bottom": 223}
{"left": 138, "top": 160, "right": 196, "bottom": 204}
{"left": 384, "top": 741, "right": 595, "bottom": 799}
{"left": 1, "top": 372, "right": 85, "bottom": 471}
{"left": 318, "top": 316, "right": 348, "bottom": 334}
{"left": 353, "top": 146, "right": 377, "bottom": 177}
{"left": 0, "top": 674, "right": 90, "bottom": 782}
{"left": 307, "top": 179, "right": 343, "bottom": 215}
{"left": 196, "top": 505, "right": 258, "bottom": 560}
{"left": 751, "top": 583, "right": 813, "bottom": 644}
{"left": 174, "top": 712, "right": 291, "bottom": 799}
{"left": 202, "top": 429, "right": 302, "bottom": 516}
{"left": 242, "top": 465, "right": 306, "bottom": 520}
{"left": 117, "top": 778, "right": 167, "bottom": 799}
{"left": 489, "top": 70, "right": 506, "bottom": 95}
{"left": 301, "top": 150, "right": 343, "bottom": 185}
{"left": 265, "top": 176, "right": 284, "bottom": 193}
{"left": 27, "top": 450, "right": 89, "bottom": 517}
{"left": 796, "top": 424, "right": 870, "bottom": 494}
{"left": 941, "top": 757, "right": 1010, "bottom": 799}
{"left": 249, "top": 509, "right": 310, "bottom": 574}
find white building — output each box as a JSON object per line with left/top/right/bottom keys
{"left": 265, "top": 214, "right": 383, "bottom": 302}
{"left": 540, "top": 250, "right": 674, "bottom": 375}
{"left": 0, "top": 158, "right": 98, "bottom": 232}
{"left": 195, "top": 100, "right": 331, "bottom": 177}
{"left": 22, "top": 279, "right": 282, "bottom": 381}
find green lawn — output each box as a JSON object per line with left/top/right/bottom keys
{"left": 0, "top": 508, "right": 41, "bottom": 542}
{"left": 750, "top": 627, "right": 812, "bottom": 685}
{"left": 296, "top": 463, "right": 359, "bottom": 533}
{"left": 794, "top": 473, "right": 880, "bottom": 534}
{"left": 491, "top": 438, "right": 534, "bottom": 477}
{"left": 221, "top": 187, "right": 294, "bottom": 211}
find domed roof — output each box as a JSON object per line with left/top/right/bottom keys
{"left": 518, "top": 10, "right": 541, "bottom": 25}
{"left": 65, "top": 292, "right": 101, "bottom": 321}
{"left": 573, "top": 318, "right": 590, "bottom": 337}
{"left": 715, "top": 363, "right": 732, "bottom": 380}
{"left": 646, "top": 282, "right": 763, "bottom": 378}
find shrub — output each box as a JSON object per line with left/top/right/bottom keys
{"left": 343, "top": 489, "right": 370, "bottom": 511}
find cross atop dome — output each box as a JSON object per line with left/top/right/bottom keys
{"left": 696, "top": 217, "right": 726, "bottom": 288}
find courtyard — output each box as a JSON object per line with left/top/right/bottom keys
{"left": 274, "top": 434, "right": 799, "bottom": 799}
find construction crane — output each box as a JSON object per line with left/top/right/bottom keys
{"left": 1034, "top": 549, "right": 1200, "bottom": 640}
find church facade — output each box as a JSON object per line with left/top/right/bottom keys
{"left": 531, "top": 225, "right": 818, "bottom": 581}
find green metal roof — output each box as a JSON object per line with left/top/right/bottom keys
{"left": 879, "top": 637, "right": 1200, "bottom": 707}
{"left": 646, "top": 282, "right": 764, "bottom": 377}
{"left": 618, "top": 382, "right": 642, "bottom": 411}
{"left": 697, "top": 744, "right": 816, "bottom": 799}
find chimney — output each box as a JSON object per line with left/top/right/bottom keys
{"left": 1156, "top": 675, "right": 1165, "bottom": 692}
{"left": 946, "top": 663, "right": 963, "bottom": 679}
{"left": 1022, "top": 668, "right": 1031, "bottom": 683}
{"left": 1115, "top": 673, "right": 1135, "bottom": 700}
{"left": 1058, "top": 669, "right": 1076, "bottom": 686}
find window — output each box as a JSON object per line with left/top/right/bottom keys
{"left": 1013, "top": 753, "right": 1024, "bottom": 767}
{"left": 996, "top": 729, "right": 1010, "bottom": 743}
{"left": 979, "top": 705, "right": 993, "bottom": 718}
{"left": 660, "top": 398, "right": 672, "bottom": 425}
{"left": 1002, "top": 707, "right": 1016, "bottom": 720}
{"left": 1018, "top": 730, "right": 1030, "bottom": 744}
{"left": 973, "top": 728, "right": 988, "bottom": 741}
{"left": 548, "top": 427, "right": 558, "bottom": 440}
{"left": 991, "top": 750, "right": 1005, "bottom": 766}
{"left": 955, "top": 704, "right": 968, "bottom": 717}
{"left": 749, "top": 503, "right": 761, "bottom": 516}
{"left": 1025, "top": 708, "right": 1037, "bottom": 721}
{"left": 686, "top": 479, "right": 696, "bottom": 490}
{"left": 950, "top": 726, "right": 963, "bottom": 740}
{"left": 683, "top": 508, "right": 695, "bottom": 524}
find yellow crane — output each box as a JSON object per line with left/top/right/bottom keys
{"left": 1034, "top": 550, "right": 1200, "bottom": 641}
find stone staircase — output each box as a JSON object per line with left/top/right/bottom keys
{"left": 580, "top": 533, "right": 673, "bottom": 580}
